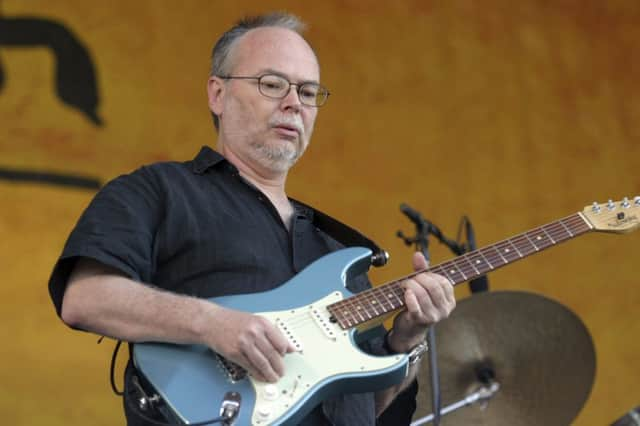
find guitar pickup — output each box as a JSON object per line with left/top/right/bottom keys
{"left": 310, "top": 307, "right": 337, "bottom": 341}
{"left": 275, "top": 318, "right": 303, "bottom": 352}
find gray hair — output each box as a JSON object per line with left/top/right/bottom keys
{"left": 209, "top": 12, "right": 309, "bottom": 130}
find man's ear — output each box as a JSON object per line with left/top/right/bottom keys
{"left": 207, "top": 76, "right": 225, "bottom": 116}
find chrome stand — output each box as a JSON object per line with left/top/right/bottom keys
{"left": 410, "top": 381, "right": 500, "bottom": 426}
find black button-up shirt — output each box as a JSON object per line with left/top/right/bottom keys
{"left": 49, "top": 146, "right": 380, "bottom": 425}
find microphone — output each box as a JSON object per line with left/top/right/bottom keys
{"left": 465, "top": 217, "right": 489, "bottom": 293}
{"left": 400, "top": 203, "right": 427, "bottom": 228}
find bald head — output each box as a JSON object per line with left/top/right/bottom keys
{"left": 209, "top": 13, "right": 318, "bottom": 130}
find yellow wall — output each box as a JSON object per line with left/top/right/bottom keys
{"left": 1, "top": 1, "right": 638, "bottom": 424}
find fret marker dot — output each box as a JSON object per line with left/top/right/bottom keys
{"left": 504, "top": 248, "right": 510, "bottom": 253}
{"left": 371, "top": 301, "right": 377, "bottom": 305}
{"left": 357, "top": 306, "right": 362, "bottom": 310}
{"left": 536, "top": 235, "right": 542, "bottom": 240}
{"left": 476, "top": 260, "right": 481, "bottom": 264}
{"left": 387, "top": 294, "right": 393, "bottom": 298}
{"left": 450, "top": 270, "right": 456, "bottom": 274}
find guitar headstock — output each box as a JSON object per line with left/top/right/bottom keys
{"left": 581, "top": 197, "right": 640, "bottom": 233}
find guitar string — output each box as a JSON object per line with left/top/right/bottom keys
{"left": 328, "top": 217, "right": 589, "bottom": 326}
{"left": 329, "top": 214, "right": 592, "bottom": 327}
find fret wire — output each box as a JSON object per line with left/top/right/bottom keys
{"left": 544, "top": 222, "right": 567, "bottom": 240}
{"left": 338, "top": 298, "right": 361, "bottom": 324}
{"left": 389, "top": 288, "right": 404, "bottom": 307}
{"left": 563, "top": 217, "right": 583, "bottom": 232}
{"left": 385, "top": 284, "right": 404, "bottom": 309}
{"left": 524, "top": 228, "right": 552, "bottom": 251}
{"left": 369, "top": 300, "right": 380, "bottom": 316}
{"left": 438, "top": 264, "right": 459, "bottom": 285}
{"left": 465, "top": 252, "right": 483, "bottom": 274}
{"left": 509, "top": 236, "right": 529, "bottom": 256}
{"left": 331, "top": 214, "right": 592, "bottom": 330}
{"left": 489, "top": 242, "right": 509, "bottom": 263}
{"left": 468, "top": 251, "right": 492, "bottom": 274}
{"left": 509, "top": 233, "right": 533, "bottom": 255}
{"left": 456, "top": 255, "right": 479, "bottom": 277}
{"left": 540, "top": 225, "right": 556, "bottom": 244}
{"left": 559, "top": 217, "right": 589, "bottom": 236}
{"left": 477, "top": 249, "right": 495, "bottom": 269}
{"left": 462, "top": 254, "right": 481, "bottom": 275}
{"left": 530, "top": 227, "right": 553, "bottom": 247}
{"left": 451, "top": 260, "right": 468, "bottom": 280}
{"left": 368, "top": 289, "right": 388, "bottom": 312}
{"left": 490, "top": 242, "right": 510, "bottom": 263}
{"left": 328, "top": 303, "right": 350, "bottom": 327}
{"left": 340, "top": 308, "right": 356, "bottom": 327}
{"left": 499, "top": 240, "right": 521, "bottom": 262}
{"left": 354, "top": 307, "right": 366, "bottom": 322}
{"left": 352, "top": 298, "right": 370, "bottom": 322}
{"left": 370, "top": 288, "right": 394, "bottom": 312}
{"left": 547, "top": 222, "right": 573, "bottom": 242}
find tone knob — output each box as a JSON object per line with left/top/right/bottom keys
{"left": 263, "top": 384, "right": 279, "bottom": 401}
{"left": 257, "top": 405, "right": 271, "bottom": 420}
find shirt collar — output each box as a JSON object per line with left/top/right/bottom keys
{"left": 191, "top": 146, "right": 237, "bottom": 174}
{"left": 191, "top": 146, "right": 314, "bottom": 220}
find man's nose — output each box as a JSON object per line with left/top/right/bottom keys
{"left": 280, "top": 85, "right": 302, "bottom": 110}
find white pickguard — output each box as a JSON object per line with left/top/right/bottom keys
{"left": 249, "top": 292, "right": 404, "bottom": 425}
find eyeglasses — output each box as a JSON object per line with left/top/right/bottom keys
{"left": 217, "top": 74, "right": 330, "bottom": 107}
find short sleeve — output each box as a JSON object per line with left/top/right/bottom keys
{"left": 48, "top": 166, "right": 163, "bottom": 316}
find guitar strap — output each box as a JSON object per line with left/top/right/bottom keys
{"left": 292, "top": 198, "right": 388, "bottom": 267}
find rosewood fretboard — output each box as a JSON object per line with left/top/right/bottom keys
{"left": 327, "top": 213, "right": 592, "bottom": 330}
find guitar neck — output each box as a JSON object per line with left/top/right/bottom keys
{"left": 328, "top": 213, "right": 593, "bottom": 330}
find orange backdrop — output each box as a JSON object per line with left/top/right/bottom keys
{"left": 1, "top": 1, "right": 638, "bottom": 425}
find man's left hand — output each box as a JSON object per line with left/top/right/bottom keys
{"left": 388, "top": 252, "right": 456, "bottom": 353}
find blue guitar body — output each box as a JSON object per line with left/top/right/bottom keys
{"left": 133, "top": 247, "right": 409, "bottom": 425}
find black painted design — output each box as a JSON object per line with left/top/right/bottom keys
{"left": 0, "top": 166, "right": 100, "bottom": 190}
{"left": 0, "top": 16, "right": 102, "bottom": 125}
{"left": 0, "top": 15, "right": 103, "bottom": 189}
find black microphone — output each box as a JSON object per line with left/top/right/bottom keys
{"left": 465, "top": 217, "right": 489, "bottom": 293}
{"left": 400, "top": 203, "right": 426, "bottom": 227}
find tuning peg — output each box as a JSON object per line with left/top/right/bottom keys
{"left": 607, "top": 199, "right": 616, "bottom": 210}
{"left": 622, "top": 197, "right": 631, "bottom": 208}
{"left": 591, "top": 202, "right": 601, "bottom": 213}
{"left": 635, "top": 196, "right": 640, "bottom": 206}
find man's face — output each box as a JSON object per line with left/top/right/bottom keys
{"left": 213, "top": 27, "right": 320, "bottom": 174}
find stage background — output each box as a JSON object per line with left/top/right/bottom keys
{"left": 1, "top": 1, "right": 638, "bottom": 424}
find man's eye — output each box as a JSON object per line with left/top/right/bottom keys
{"left": 262, "top": 81, "right": 285, "bottom": 90}
{"left": 301, "top": 87, "right": 318, "bottom": 98}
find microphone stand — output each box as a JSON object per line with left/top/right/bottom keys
{"left": 397, "top": 204, "right": 445, "bottom": 426}
{"left": 399, "top": 206, "right": 497, "bottom": 425}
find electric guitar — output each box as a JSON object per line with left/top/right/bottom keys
{"left": 133, "top": 198, "right": 640, "bottom": 425}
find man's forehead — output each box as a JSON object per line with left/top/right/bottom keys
{"left": 230, "top": 27, "right": 319, "bottom": 79}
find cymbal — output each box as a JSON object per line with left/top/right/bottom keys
{"left": 416, "top": 291, "right": 596, "bottom": 426}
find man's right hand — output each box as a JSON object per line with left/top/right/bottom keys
{"left": 205, "top": 306, "right": 296, "bottom": 383}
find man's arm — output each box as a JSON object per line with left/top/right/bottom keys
{"left": 374, "top": 252, "right": 456, "bottom": 416}
{"left": 61, "top": 258, "right": 294, "bottom": 383}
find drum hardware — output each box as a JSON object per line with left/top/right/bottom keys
{"left": 413, "top": 291, "right": 596, "bottom": 425}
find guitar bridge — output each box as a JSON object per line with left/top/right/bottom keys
{"left": 215, "top": 354, "right": 247, "bottom": 382}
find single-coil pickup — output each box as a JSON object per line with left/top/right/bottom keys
{"left": 276, "top": 318, "right": 303, "bottom": 352}
{"left": 310, "top": 307, "right": 337, "bottom": 340}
